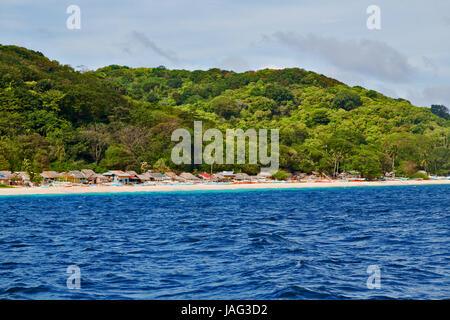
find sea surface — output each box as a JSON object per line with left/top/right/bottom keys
{"left": 0, "top": 185, "right": 449, "bottom": 299}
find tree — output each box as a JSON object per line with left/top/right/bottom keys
{"left": 210, "top": 96, "right": 240, "bottom": 119}
{"left": 430, "top": 105, "right": 450, "bottom": 120}
{"left": 140, "top": 161, "right": 149, "bottom": 173}
{"left": 333, "top": 91, "right": 362, "bottom": 111}
{"left": 22, "top": 158, "right": 42, "bottom": 185}
{"left": 81, "top": 123, "right": 110, "bottom": 165}
{"left": 273, "top": 170, "right": 290, "bottom": 180}
{"left": 101, "top": 144, "right": 133, "bottom": 170}
{"left": 307, "top": 108, "right": 330, "bottom": 126}
{"left": 349, "top": 147, "right": 382, "bottom": 180}
{"left": 264, "top": 84, "right": 293, "bottom": 103}
{"left": 153, "top": 158, "right": 169, "bottom": 173}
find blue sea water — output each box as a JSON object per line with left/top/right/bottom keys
{"left": 0, "top": 185, "right": 449, "bottom": 300}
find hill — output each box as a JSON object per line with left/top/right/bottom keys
{"left": 0, "top": 44, "right": 449, "bottom": 179}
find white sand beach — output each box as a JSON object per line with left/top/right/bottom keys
{"left": 1, "top": 179, "right": 450, "bottom": 196}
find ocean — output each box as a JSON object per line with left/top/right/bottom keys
{"left": 0, "top": 185, "right": 449, "bottom": 299}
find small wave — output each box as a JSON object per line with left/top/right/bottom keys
{"left": 272, "top": 285, "right": 339, "bottom": 299}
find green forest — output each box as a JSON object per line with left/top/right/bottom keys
{"left": 0, "top": 44, "right": 449, "bottom": 180}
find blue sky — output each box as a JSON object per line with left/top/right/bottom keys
{"left": 1, "top": 0, "right": 449, "bottom": 108}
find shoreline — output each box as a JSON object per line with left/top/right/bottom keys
{"left": 1, "top": 179, "right": 450, "bottom": 196}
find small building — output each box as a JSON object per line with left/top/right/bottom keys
{"left": 338, "top": 171, "right": 361, "bottom": 180}
{"left": 197, "top": 173, "right": 213, "bottom": 180}
{"left": 179, "top": 172, "right": 200, "bottom": 181}
{"left": 164, "top": 172, "right": 185, "bottom": 182}
{"left": 221, "top": 171, "right": 235, "bottom": 177}
{"left": 147, "top": 172, "right": 165, "bottom": 181}
{"left": 125, "top": 171, "right": 141, "bottom": 183}
{"left": 40, "top": 171, "right": 61, "bottom": 183}
{"left": 103, "top": 170, "right": 132, "bottom": 184}
{"left": 59, "top": 171, "right": 87, "bottom": 184}
{"left": 0, "top": 171, "right": 12, "bottom": 185}
{"left": 12, "top": 172, "right": 30, "bottom": 185}
{"left": 212, "top": 173, "right": 227, "bottom": 182}
{"left": 88, "top": 174, "right": 108, "bottom": 184}
{"left": 81, "top": 169, "right": 96, "bottom": 180}
{"left": 234, "top": 173, "right": 251, "bottom": 181}
{"left": 136, "top": 172, "right": 151, "bottom": 183}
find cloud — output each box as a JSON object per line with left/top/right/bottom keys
{"left": 130, "top": 31, "right": 179, "bottom": 63}
{"left": 422, "top": 85, "right": 450, "bottom": 106}
{"left": 269, "top": 32, "right": 416, "bottom": 82}
{"left": 421, "top": 56, "right": 438, "bottom": 73}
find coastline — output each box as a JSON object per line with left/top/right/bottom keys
{"left": 1, "top": 179, "right": 450, "bottom": 196}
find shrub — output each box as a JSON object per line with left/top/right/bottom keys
{"left": 333, "top": 91, "right": 362, "bottom": 111}
{"left": 272, "top": 170, "right": 290, "bottom": 180}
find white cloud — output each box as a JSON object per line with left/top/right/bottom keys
{"left": 269, "top": 32, "right": 416, "bottom": 82}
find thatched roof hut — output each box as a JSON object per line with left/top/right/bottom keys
{"left": 212, "top": 173, "right": 226, "bottom": 181}
{"left": 81, "top": 169, "right": 96, "bottom": 179}
{"left": 58, "top": 171, "right": 87, "bottom": 183}
{"left": 40, "top": 171, "right": 61, "bottom": 180}
{"left": 234, "top": 173, "right": 251, "bottom": 181}
{"left": 13, "top": 172, "right": 30, "bottom": 182}
{"left": 136, "top": 173, "right": 151, "bottom": 182}
{"left": 148, "top": 172, "right": 164, "bottom": 181}
{"left": 197, "top": 173, "right": 213, "bottom": 180}
{"left": 0, "top": 171, "right": 12, "bottom": 184}
{"left": 69, "top": 171, "right": 86, "bottom": 179}
{"left": 179, "top": 172, "right": 199, "bottom": 181}
{"left": 89, "top": 174, "right": 108, "bottom": 184}
{"left": 164, "top": 172, "right": 185, "bottom": 182}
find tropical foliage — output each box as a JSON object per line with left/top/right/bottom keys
{"left": 1, "top": 44, "right": 449, "bottom": 179}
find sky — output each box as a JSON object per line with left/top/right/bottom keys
{"left": 0, "top": 0, "right": 449, "bottom": 108}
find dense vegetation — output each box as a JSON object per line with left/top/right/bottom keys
{"left": 0, "top": 44, "right": 449, "bottom": 179}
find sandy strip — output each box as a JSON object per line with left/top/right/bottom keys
{"left": 0, "top": 180, "right": 449, "bottom": 196}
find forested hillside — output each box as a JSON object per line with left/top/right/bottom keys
{"left": 0, "top": 44, "right": 449, "bottom": 179}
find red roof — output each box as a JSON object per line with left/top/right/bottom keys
{"left": 198, "top": 173, "right": 213, "bottom": 178}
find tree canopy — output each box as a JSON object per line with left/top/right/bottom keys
{"left": 0, "top": 44, "right": 449, "bottom": 178}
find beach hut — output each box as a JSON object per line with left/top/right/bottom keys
{"left": 212, "top": 173, "right": 227, "bottom": 182}
{"left": 103, "top": 170, "right": 132, "bottom": 184}
{"left": 147, "top": 172, "right": 164, "bottom": 182}
{"left": 234, "top": 173, "right": 251, "bottom": 181}
{"left": 0, "top": 171, "right": 12, "bottom": 185}
{"left": 164, "top": 172, "right": 185, "bottom": 182}
{"left": 12, "top": 172, "right": 30, "bottom": 186}
{"left": 136, "top": 172, "right": 151, "bottom": 183}
{"left": 179, "top": 172, "right": 200, "bottom": 181}
{"left": 125, "top": 171, "right": 141, "bottom": 183}
{"left": 197, "top": 173, "right": 213, "bottom": 180}
{"left": 40, "top": 171, "right": 61, "bottom": 183}
{"left": 88, "top": 173, "right": 108, "bottom": 184}
{"left": 59, "top": 171, "right": 87, "bottom": 184}
{"left": 221, "top": 171, "right": 235, "bottom": 177}
{"left": 81, "top": 169, "right": 96, "bottom": 180}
